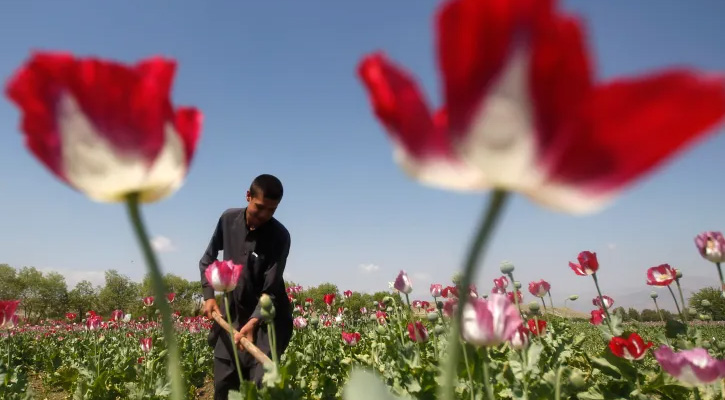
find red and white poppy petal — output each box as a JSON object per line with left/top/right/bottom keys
{"left": 174, "top": 107, "right": 203, "bottom": 166}
{"left": 5, "top": 53, "right": 76, "bottom": 180}
{"left": 543, "top": 71, "right": 725, "bottom": 207}
{"left": 54, "top": 93, "right": 189, "bottom": 203}
{"left": 448, "top": 42, "right": 543, "bottom": 191}
{"left": 358, "top": 52, "right": 449, "bottom": 157}
{"left": 357, "top": 52, "right": 487, "bottom": 190}
{"left": 528, "top": 6, "right": 593, "bottom": 160}
{"left": 6, "top": 53, "right": 201, "bottom": 203}
{"left": 436, "top": 0, "right": 522, "bottom": 136}
{"left": 437, "top": 0, "right": 581, "bottom": 193}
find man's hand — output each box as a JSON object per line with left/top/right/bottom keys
{"left": 234, "top": 318, "right": 260, "bottom": 351}
{"left": 203, "top": 298, "right": 221, "bottom": 320}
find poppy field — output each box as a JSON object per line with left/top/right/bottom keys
{"left": 4, "top": 241, "right": 725, "bottom": 400}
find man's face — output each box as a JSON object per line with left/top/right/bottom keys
{"left": 245, "top": 190, "right": 280, "bottom": 228}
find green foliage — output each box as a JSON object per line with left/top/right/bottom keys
{"left": 4, "top": 291, "right": 725, "bottom": 399}
{"left": 285, "top": 281, "right": 400, "bottom": 315}
{"left": 627, "top": 307, "right": 641, "bottom": 322}
{"left": 97, "top": 270, "right": 141, "bottom": 316}
{"left": 140, "top": 273, "right": 203, "bottom": 316}
{"left": 640, "top": 308, "right": 675, "bottom": 322}
{"left": 689, "top": 286, "right": 725, "bottom": 320}
{"left": 67, "top": 280, "right": 98, "bottom": 319}
{"left": 0, "top": 265, "right": 202, "bottom": 322}
{"left": 0, "top": 264, "right": 22, "bottom": 300}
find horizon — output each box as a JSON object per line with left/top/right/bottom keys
{"left": 1, "top": 1, "right": 724, "bottom": 317}
{"left": 0, "top": 262, "right": 713, "bottom": 315}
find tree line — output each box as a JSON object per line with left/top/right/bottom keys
{"left": 0, "top": 264, "right": 204, "bottom": 322}
{"left": 0, "top": 264, "right": 399, "bottom": 323}
{"left": 2, "top": 263, "right": 722, "bottom": 322}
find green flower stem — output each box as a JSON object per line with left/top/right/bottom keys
{"left": 506, "top": 273, "right": 524, "bottom": 320}
{"left": 518, "top": 350, "right": 529, "bottom": 396}
{"left": 404, "top": 293, "right": 421, "bottom": 342}
{"left": 652, "top": 299, "right": 670, "bottom": 346}
{"left": 666, "top": 285, "right": 684, "bottom": 322}
{"left": 433, "top": 331, "right": 439, "bottom": 360}
{"left": 717, "top": 262, "right": 724, "bottom": 298}
{"left": 547, "top": 291, "right": 555, "bottom": 312}
{"left": 674, "top": 280, "right": 689, "bottom": 322}
{"left": 125, "top": 193, "right": 184, "bottom": 400}
{"left": 591, "top": 273, "right": 614, "bottom": 335}
{"left": 652, "top": 299, "right": 664, "bottom": 323}
{"left": 554, "top": 365, "right": 564, "bottom": 400}
{"left": 540, "top": 298, "right": 547, "bottom": 314}
{"left": 268, "top": 320, "right": 279, "bottom": 369}
{"left": 460, "top": 343, "right": 474, "bottom": 400}
{"left": 223, "top": 296, "right": 244, "bottom": 389}
{"left": 439, "top": 189, "right": 510, "bottom": 400}
{"left": 434, "top": 296, "right": 448, "bottom": 330}
{"left": 482, "top": 347, "right": 496, "bottom": 400}
{"left": 95, "top": 334, "right": 100, "bottom": 377}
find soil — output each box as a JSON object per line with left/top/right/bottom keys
{"left": 27, "top": 373, "right": 66, "bottom": 400}
{"left": 27, "top": 373, "right": 216, "bottom": 399}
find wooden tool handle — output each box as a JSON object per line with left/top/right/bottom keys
{"left": 211, "top": 311, "right": 273, "bottom": 366}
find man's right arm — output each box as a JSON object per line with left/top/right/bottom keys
{"left": 199, "top": 214, "right": 224, "bottom": 301}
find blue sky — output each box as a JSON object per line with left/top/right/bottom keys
{"left": 0, "top": 1, "right": 724, "bottom": 313}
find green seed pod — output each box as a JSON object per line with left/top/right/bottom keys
{"left": 259, "top": 294, "right": 273, "bottom": 311}
{"left": 427, "top": 312, "right": 438, "bottom": 322}
{"left": 386, "top": 306, "right": 394, "bottom": 313}
{"left": 261, "top": 307, "right": 275, "bottom": 321}
{"left": 500, "top": 261, "right": 515, "bottom": 274}
{"left": 688, "top": 308, "right": 697, "bottom": 316}
{"left": 675, "top": 269, "right": 683, "bottom": 279}
{"left": 434, "top": 325, "right": 445, "bottom": 335}
{"left": 569, "top": 369, "right": 586, "bottom": 388}
{"left": 514, "top": 281, "right": 522, "bottom": 289}
{"left": 701, "top": 300, "right": 711, "bottom": 307}
{"left": 436, "top": 300, "right": 444, "bottom": 310}
{"left": 376, "top": 325, "right": 386, "bottom": 335}
{"left": 568, "top": 295, "right": 579, "bottom": 301}
{"left": 528, "top": 302, "right": 540, "bottom": 313}
{"left": 650, "top": 291, "right": 658, "bottom": 299}
{"left": 383, "top": 296, "right": 393, "bottom": 305}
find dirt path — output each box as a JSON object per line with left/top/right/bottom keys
{"left": 27, "top": 373, "right": 66, "bottom": 400}
{"left": 27, "top": 373, "right": 215, "bottom": 399}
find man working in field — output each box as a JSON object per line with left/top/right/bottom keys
{"left": 199, "top": 174, "right": 293, "bottom": 399}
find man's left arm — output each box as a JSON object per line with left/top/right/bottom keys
{"left": 250, "top": 231, "right": 291, "bottom": 321}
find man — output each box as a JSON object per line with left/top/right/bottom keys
{"left": 199, "top": 174, "right": 293, "bottom": 399}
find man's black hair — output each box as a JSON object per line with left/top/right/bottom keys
{"left": 249, "top": 174, "right": 284, "bottom": 201}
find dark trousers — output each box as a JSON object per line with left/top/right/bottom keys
{"left": 213, "top": 357, "right": 265, "bottom": 399}
{"left": 212, "top": 320, "right": 292, "bottom": 400}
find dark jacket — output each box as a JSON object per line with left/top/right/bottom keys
{"left": 200, "top": 208, "right": 293, "bottom": 364}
